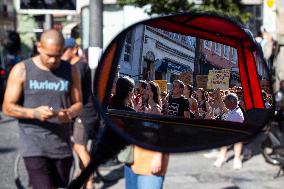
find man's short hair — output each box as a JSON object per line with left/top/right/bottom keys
{"left": 225, "top": 93, "right": 238, "bottom": 105}
{"left": 174, "top": 80, "right": 185, "bottom": 89}
{"left": 71, "top": 25, "right": 80, "bottom": 39}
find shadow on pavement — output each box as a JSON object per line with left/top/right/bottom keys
{"left": 95, "top": 165, "right": 124, "bottom": 189}
{"left": 0, "top": 147, "right": 17, "bottom": 154}
{"left": 226, "top": 132, "right": 266, "bottom": 164}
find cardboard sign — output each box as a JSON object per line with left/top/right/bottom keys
{"left": 207, "top": 69, "right": 230, "bottom": 90}
{"left": 154, "top": 80, "right": 168, "bottom": 93}
{"left": 196, "top": 75, "right": 208, "bottom": 89}
{"left": 174, "top": 71, "right": 192, "bottom": 85}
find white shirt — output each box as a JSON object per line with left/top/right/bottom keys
{"left": 225, "top": 107, "right": 244, "bottom": 123}
{"left": 265, "top": 101, "right": 272, "bottom": 109}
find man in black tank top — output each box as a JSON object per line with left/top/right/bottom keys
{"left": 2, "top": 29, "right": 82, "bottom": 189}
{"left": 62, "top": 37, "right": 97, "bottom": 189}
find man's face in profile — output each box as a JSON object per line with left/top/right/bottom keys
{"left": 172, "top": 82, "right": 183, "bottom": 96}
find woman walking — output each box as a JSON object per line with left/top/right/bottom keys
{"left": 132, "top": 81, "right": 169, "bottom": 189}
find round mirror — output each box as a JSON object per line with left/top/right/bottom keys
{"left": 93, "top": 12, "right": 273, "bottom": 152}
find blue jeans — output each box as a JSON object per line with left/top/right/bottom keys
{"left": 124, "top": 165, "right": 137, "bottom": 189}
{"left": 137, "top": 174, "right": 165, "bottom": 189}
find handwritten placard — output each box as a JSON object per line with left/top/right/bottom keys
{"left": 207, "top": 69, "right": 230, "bottom": 90}
{"left": 196, "top": 75, "right": 208, "bottom": 89}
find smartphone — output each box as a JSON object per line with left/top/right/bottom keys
{"left": 49, "top": 106, "right": 61, "bottom": 114}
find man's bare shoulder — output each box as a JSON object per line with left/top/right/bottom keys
{"left": 9, "top": 62, "right": 26, "bottom": 81}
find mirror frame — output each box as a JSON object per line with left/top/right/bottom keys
{"left": 92, "top": 12, "right": 273, "bottom": 152}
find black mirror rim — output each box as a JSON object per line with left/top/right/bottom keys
{"left": 92, "top": 11, "right": 273, "bottom": 152}
{"left": 93, "top": 11, "right": 260, "bottom": 106}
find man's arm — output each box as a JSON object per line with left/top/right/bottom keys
{"left": 69, "top": 65, "right": 83, "bottom": 116}
{"left": 2, "top": 63, "right": 55, "bottom": 121}
{"left": 58, "top": 65, "right": 83, "bottom": 122}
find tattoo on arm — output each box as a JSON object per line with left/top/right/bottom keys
{"left": 7, "top": 105, "right": 27, "bottom": 117}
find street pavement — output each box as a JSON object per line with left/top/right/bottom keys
{"left": 1, "top": 112, "right": 284, "bottom": 189}
{"left": 95, "top": 151, "right": 284, "bottom": 189}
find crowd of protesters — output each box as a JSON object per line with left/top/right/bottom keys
{"left": 112, "top": 77, "right": 272, "bottom": 121}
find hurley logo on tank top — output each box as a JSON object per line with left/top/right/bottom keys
{"left": 29, "top": 80, "right": 69, "bottom": 91}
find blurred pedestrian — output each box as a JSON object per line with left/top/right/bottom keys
{"left": 2, "top": 29, "right": 83, "bottom": 189}
{"left": 61, "top": 37, "right": 97, "bottom": 189}
{"left": 109, "top": 76, "right": 137, "bottom": 189}
{"left": 3, "top": 31, "right": 23, "bottom": 70}
{"left": 131, "top": 81, "right": 169, "bottom": 189}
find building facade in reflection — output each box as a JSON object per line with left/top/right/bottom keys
{"left": 119, "top": 25, "right": 196, "bottom": 84}
{"left": 118, "top": 24, "right": 258, "bottom": 89}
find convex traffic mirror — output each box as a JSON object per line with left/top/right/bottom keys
{"left": 93, "top": 12, "right": 272, "bottom": 152}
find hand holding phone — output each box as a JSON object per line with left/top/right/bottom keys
{"left": 49, "top": 106, "right": 61, "bottom": 115}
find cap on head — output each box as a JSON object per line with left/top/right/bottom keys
{"left": 64, "top": 37, "right": 77, "bottom": 49}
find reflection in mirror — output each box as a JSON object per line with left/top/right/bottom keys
{"left": 108, "top": 24, "right": 271, "bottom": 124}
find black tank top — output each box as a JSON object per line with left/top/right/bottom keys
{"left": 18, "top": 58, "right": 73, "bottom": 158}
{"left": 74, "top": 58, "right": 98, "bottom": 138}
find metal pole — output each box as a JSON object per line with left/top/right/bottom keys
{"left": 89, "top": 0, "right": 103, "bottom": 92}
{"left": 89, "top": 0, "right": 103, "bottom": 47}
{"left": 274, "top": 0, "right": 284, "bottom": 91}
{"left": 44, "top": 14, "right": 53, "bottom": 30}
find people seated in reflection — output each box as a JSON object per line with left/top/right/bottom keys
{"left": 134, "top": 80, "right": 148, "bottom": 112}
{"left": 196, "top": 88, "right": 211, "bottom": 119}
{"left": 213, "top": 93, "right": 244, "bottom": 170}
{"left": 167, "top": 80, "right": 190, "bottom": 118}
{"left": 131, "top": 80, "right": 169, "bottom": 189}
{"left": 183, "top": 84, "right": 199, "bottom": 118}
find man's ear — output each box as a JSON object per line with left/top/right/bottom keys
{"left": 36, "top": 41, "right": 42, "bottom": 53}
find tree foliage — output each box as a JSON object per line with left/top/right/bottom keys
{"left": 199, "top": 0, "right": 251, "bottom": 23}
{"left": 118, "top": 0, "right": 251, "bottom": 24}
{"left": 118, "top": 0, "right": 195, "bottom": 15}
